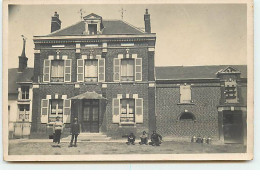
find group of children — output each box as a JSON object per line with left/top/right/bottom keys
{"left": 126, "top": 131, "right": 163, "bottom": 146}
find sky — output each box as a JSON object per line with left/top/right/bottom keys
{"left": 8, "top": 4, "right": 247, "bottom": 68}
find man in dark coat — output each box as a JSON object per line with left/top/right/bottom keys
{"left": 126, "top": 133, "right": 136, "bottom": 145}
{"left": 69, "top": 118, "right": 80, "bottom": 147}
{"left": 150, "top": 131, "right": 162, "bottom": 146}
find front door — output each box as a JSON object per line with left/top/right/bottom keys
{"left": 82, "top": 100, "right": 99, "bottom": 133}
{"left": 223, "top": 110, "right": 243, "bottom": 144}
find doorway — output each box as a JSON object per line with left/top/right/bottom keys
{"left": 223, "top": 110, "right": 243, "bottom": 144}
{"left": 82, "top": 100, "right": 99, "bottom": 133}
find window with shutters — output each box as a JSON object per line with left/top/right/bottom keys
{"left": 18, "top": 104, "right": 30, "bottom": 121}
{"left": 51, "top": 60, "right": 64, "bottom": 82}
{"left": 85, "top": 59, "right": 98, "bottom": 82}
{"left": 180, "top": 84, "right": 192, "bottom": 104}
{"left": 224, "top": 79, "right": 238, "bottom": 103}
{"left": 120, "top": 99, "right": 135, "bottom": 123}
{"left": 49, "top": 99, "right": 63, "bottom": 123}
{"left": 21, "top": 86, "right": 29, "bottom": 99}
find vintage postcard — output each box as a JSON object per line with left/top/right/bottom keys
{"left": 3, "top": 0, "right": 254, "bottom": 161}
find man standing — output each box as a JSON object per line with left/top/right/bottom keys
{"left": 69, "top": 118, "right": 80, "bottom": 147}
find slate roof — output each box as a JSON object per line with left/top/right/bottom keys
{"left": 155, "top": 65, "right": 247, "bottom": 80}
{"left": 8, "top": 68, "right": 34, "bottom": 94}
{"left": 46, "top": 20, "right": 145, "bottom": 37}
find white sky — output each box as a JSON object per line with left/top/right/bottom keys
{"left": 8, "top": 4, "right": 247, "bottom": 68}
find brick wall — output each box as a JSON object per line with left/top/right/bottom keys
{"left": 156, "top": 83, "right": 221, "bottom": 139}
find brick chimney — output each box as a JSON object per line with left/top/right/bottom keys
{"left": 51, "top": 12, "right": 61, "bottom": 33}
{"left": 18, "top": 36, "right": 28, "bottom": 72}
{"left": 144, "top": 9, "right": 151, "bottom": 33}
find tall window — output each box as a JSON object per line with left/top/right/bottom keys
{"left": 21, "top": 86, "right": 29, "bottom": 99}
{"left": 121, "top": 59, "right": 134, "bottom": 81}
{"left": 180, "top": 84, "right": 192, "bottom": 103}
{"left": 85, "top": 60, "right": 98, "bottom": 82}
{"left": 51, "top": 60, "right": 64, "bottom": 82}
{"left": 49, "top": 99, "right": 63, "bottom": 123}
{"left": 120, "top": 99, "right": 135, "bottom": 123}
{"left": 18, "top": 104, "right": 30, "bottom": 121}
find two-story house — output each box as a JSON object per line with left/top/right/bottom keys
{"left": 31, "top": 10, "right": 156, "bottom": 138}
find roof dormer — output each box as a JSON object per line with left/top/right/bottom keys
{"left": 83, "top": 13, "right": 104, "bottom": 35}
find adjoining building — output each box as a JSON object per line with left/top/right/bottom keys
{"left": 8, "top": 38, "right": 34, "bottom": 138}
{"left": 24, "top": 10, "right": 247, "bottom": 144}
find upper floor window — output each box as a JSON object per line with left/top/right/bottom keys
{"left": 224, "top": 79, "right": 238, "bottom": 103}
{"left": 121, "top": 59, "right": 134, "bottom": 81}
{"left": 77, "top": 55, "right": 105, "bottom": 82}
{"left": 21, "top": 86, "right": 29, "bottom": 99}
{"left": 51, "top": 60, "right": 64, "bottom": 82}
{"left": 85, "top": 59, "right": 98, "bottom": 82}
{"left": 114, "top": 56, "right": 142, "bottom": 82}
{"left": 43, "top": 55, "right": 71, "bottom": 83}
{"left": 180, "top": 84, "right": 192, "bottom": 104}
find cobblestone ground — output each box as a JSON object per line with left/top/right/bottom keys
{"left": 8, "top": 141, "right": 246, "bottom": 155}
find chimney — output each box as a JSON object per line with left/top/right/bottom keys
{"left": 18, "top": 36, "right": 28, "bottom": 72}
{"left": 144, "top": 9, "right": 151, "bottom": 33}
{"left": 51, "top": 12, "right": 61, "bottom": 33}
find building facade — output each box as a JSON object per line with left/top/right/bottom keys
{"left": 27, "top": 10, "right": 247, "bottom": 144}
{"left": 31, "top": 11, "right": 156, "bottom": 138}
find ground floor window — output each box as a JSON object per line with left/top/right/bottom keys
{"left": 49, "top": 99, "right": 63, "bottom": 123}
{"left": 179, "top": 112, "right": 195, "bottom": 121}
{"left": 120, "top": 99, "right": 135, "bottom": 123}
{"left": 18, "top": 104, "right": 30, "bottom": 121}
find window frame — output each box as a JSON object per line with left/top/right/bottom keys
{"left": 179, "top": 84, "right": 193, "bottom": 104}
{"left": 50, "top": 59, "right": 65, "bottom": 82}
{"left": 18, "top": 104, "right": 30, "bottom": 122}
{"left": 84, "top": 59, "right": 98, "bottom": 82}
{"left": 49, "top": 99, "right": 64, "bottom": 123}
{"left": 120, "top": 98, "right": 135, "bottom": 123}
{"left": 21, "top": 86, "right": 30, "bottom": 100}
{"left": 120, "top": 58, "right": 135, "bottom": 82}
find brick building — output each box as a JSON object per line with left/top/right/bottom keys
{"left": 31, "top": 10, "right": 156, "bottom": 138}
{"left": 29, "top": 10, "right": 247, "bottom": 143}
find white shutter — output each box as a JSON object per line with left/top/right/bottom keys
{"left": 114, "top": 58, "right": 120, "bottom": 82}
{"left": 112, "top": 98, "right": 120, "bottom": 123}
{"left": 98, "top": 58, "right": 105, "bottom": 82}
{"left": 64, "top": 59, "right": 72, "bottom": 82}
{"left": 41, "top": 99, "right": 49, "bottom": 123}
{"left": 63, "top": 99, "right": 71, "bottom": 124}
{"left": 77, "top": 59, "right": 84, "bottom": 82}
{"left": 135, "top": 58, "right": 142, "bottom": 81}
{"left": 135, "top": 98, "right": 143, "bottom": 123}
{"left": 180, "top": 85, "right": 191, "bottom": 103}
{"left": 43, "top": 60, "right": 51, "bottom": 82}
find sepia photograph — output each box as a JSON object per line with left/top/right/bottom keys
{"left": 2, "top": 0, "right": 254, "bottom": 161}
